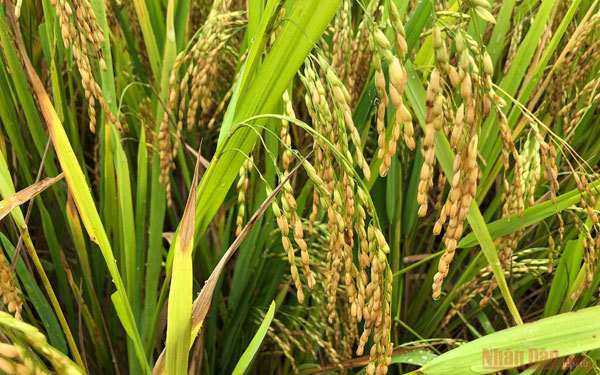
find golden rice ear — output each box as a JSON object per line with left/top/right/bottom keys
{"left": 49, "top": 0, "right": 117, "bottom": 134}
{"left": 371, "top": 21, "right": 414, "bottom": 177}
{"left": 235, "top": 153, "right": 253, "bottom": 236}
{"left": 0, "top": 252, "right": 22, "bottom": 321}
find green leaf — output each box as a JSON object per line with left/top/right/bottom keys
{"left": 459, "top": 180, "right": 599, "bottom": 248}
{"left": 231, "top": 301, "right": 276, "bottom": 375}
{"left": 192, "top": 0, "right": 341, "bottom": 261}
{"left": 392, "top": 349, "right": 437, "bottom": 366}
{"left": 419, "top": 306, "right": 600, "bottom": 374}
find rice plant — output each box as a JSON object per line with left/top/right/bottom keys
{"left": 0, "top": 0, "right": 599, "bottom": 374}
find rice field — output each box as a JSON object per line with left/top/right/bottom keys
{"left": 0, "top": 0, "right": 599, "bottom": 374}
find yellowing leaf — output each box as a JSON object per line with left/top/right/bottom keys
{"left": 0, "top": 173, "right": 63, "bottom": 222}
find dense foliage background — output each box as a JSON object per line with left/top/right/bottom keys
{"left": 0, "top": 0, "right": 599, "bottom": 374}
